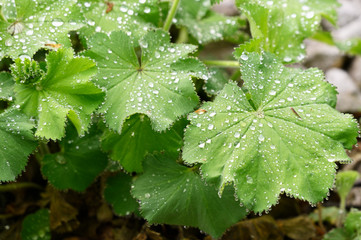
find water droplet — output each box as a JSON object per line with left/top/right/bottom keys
{"left": 52, "top": 19, "right": 64, "bottom": 27}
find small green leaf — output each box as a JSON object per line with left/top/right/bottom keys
{"left": 183, "top": 52, "right": 358, "bottom": 213}
{"left": 0, "top": 72, "right": 14, "bottom": 100}
{"left": 336, "top": 170, "right": 360, "bottom": 201}
{"left": 101, "top": 114, "right": 187, "bottom": 173}
{"left": 41, "top": 123, "right": 107, "bottom": 191}
{"left": 234, "top": 0, "right": 339, "bottom": 63}
{"left": 0, "top": 107, "right": 37, "bottom": 182}
{"left": 104, "top": 172, "right": 138, "bottom": 216}
{"left": 21, "top": 209, "right": 51, "bottom": 240}
{"left": 0, "top": 0, "right": 83, "bottom": 59}
{"left": 12, "top": 48, "right": 104, "bottom": 139}
{"left": 176, "top": 0, "right": 242, "bottom": 44}
{"left": 132, "top": 154, "right": 247, "bottom": 238}
{"left": 83, "top": 30, "right": 199, "bottom": 133}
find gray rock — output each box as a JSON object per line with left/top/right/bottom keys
{"left": 333, "top": 15, "right": 361, "bottom": 41}
{"left": 212, "top": 0, "right": 239, "bottom": 16}
{"left": 304, "top": 39, "right": 343, "bottom": 71}
{"left": 326, "top": 68, "right": 361, "bottom": 112}
{"left": 337, "top": 0, "right": 361, "bottom": 28}
{"left": 349, "top": 56, "right": 361, "bottom": 87}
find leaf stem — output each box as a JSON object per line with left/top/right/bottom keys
{"left": 163, "top": 0, "right": 181, "bottom": 32}
{"left": 176, "top": 27, "right": 188, "bottom": 44}
{"left": 203, "top": 60, "right": 240, "bottom": 68}
{"left": 0, "top": 182, "right": 43, "bottom": 192}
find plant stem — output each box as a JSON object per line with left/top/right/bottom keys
{"left": 336, "top": 197, "right": 346, "bottom": 227}
{"left": 0, "top": 182, "right": 43, "bottom": 192}
{"left": 163, "top": 0, "right": 181, "bottom": 32}
{"left": 176, "top": 27, "right": 188, "bottom": 44}
{"left": 317, "top": 203, "right": 326, "bottom": 233}
{"left": 203, "top": 60, "right": 240, "bottom": 68}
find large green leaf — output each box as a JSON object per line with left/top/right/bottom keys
{"left": 21, "top": 209, "right": 51, "bottom": 240}
{"left": 78, "top": 0, "right": 161, "bottom": 42}
{"left": 175, "top": 0, "right": 243, "bottom": 44}
{"left": 0, "top": 0, "right": 83, "bottom": 59}
{"left": 83, "top": 30, "right": 199, "bottom": 133}
{"left": 104, "top": 172, "right": 138, "bottom": 216}
{"left": 183, "top": 52, "right": 358, "bottom": 213}
{"left": 132, "top": 154, "right": 246, "bottom": 238}
{"left": 0, "top": 108, "right": 37, "bottom": 182}
{"left": 41, "top": 124, "right": 107, "bottom": 191}
{"left": 101, "top": 114, "right": 187, "bottom": 173}
{"left": 234, "top": 0, "right": 339, "bottom": 63}
{"left": 12, "top": 48, "right": 104, "bottom": 139}
{"left": 0, "top": 72, "right": 14, "bottom": 100}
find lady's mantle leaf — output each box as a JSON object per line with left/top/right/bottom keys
{"left": 183, "top": 52, "right": 358, "bottom": 213}
{"left": 234, "top": 0, "right": 339, "bottom": 63}
{"left": 0, "top": 108, "right": 37, "bottom": 182}
{"left": 101, "top": 114, "right": 187, "bottom": 173}
{"left": 41, "top": 123, "right": 107, "bottom": 192}
{"left": 0, "top": 72, "right": 14, "bottom": 100}
{"left": 132, "top": 154, "right": 246, "bottom": 238}
{"left": 0, "top": 0, "right": 83, "bottom": 59}
{"left": 12, "top": 48, "right": 104, "bottom": 140}
{"left": 79, "top": 0, "right": 161, "bottom": 42}
{"left": 21, "top": 209, "right": 51, "bottom": 240}
{"left": 104, "top": 172, "right": 138, "bottom": 216}
{"left": 175, "top": 0, "right": 243, "bottom": 44}
{"left": 83, "top": 30, "right": 199, "bottom": 133}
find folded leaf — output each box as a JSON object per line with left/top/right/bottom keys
{"left": 12, "top": 48, "right": 104, "bottom": 139}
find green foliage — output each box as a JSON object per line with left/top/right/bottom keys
{"left": 101, "top": 114, "right": 187, "bottom": 173}
{"left": 175, "top": 0, "right": 244, "bottom": 44}
{"left": 132, "top": 154, "right": 247, "bottom": 238}
{"left": 0, "top": 0, "right": 83, "bottom": 59}
{"left": 336, "top": 171, "right": 360, "bottom": 202}
{"left": 104, "top": 172, "right": 138, "bottom": 216}
{"left": 83, "top": 30, "right": 199, "bottom": 133}
{"left": 234, "top": 0, "right": 339, "bottom": 63}
{"left": 12, "top": 48, "right": 104, "bottom": 139}
{"left": 41, "top": 124, "right": 107, "bottom": 191}
{"left": 21, "top": 209, "right": 51, "bottom": 240}
{"left": 324, "top": 209, "right": 361, "bottom": 240}
{"left": 0, "top": 0, "right": 359, "bottom": 238}
{"left": 79, "top": 0, "right": 162, "bottom": 43}
{"left": 0, "top": 72, "right": 14, "bottom": 100}
{"left": 183, "top": 52, "right": 358, "bottom": 213}
{"left": 0, "top": 108, "right": 37, "bottom": 181}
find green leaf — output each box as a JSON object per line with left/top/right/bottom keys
{"left": 0, "top": 107, "right": 37, "bottom": 182}
{"left": 12, "top": 48, "right": 104, "bottom": 139}
{"left": 204, "top": 67, "right": 229, "bottom": 96}
{"left": 0, "top": 0, "right": 83, "bottom": 59}
{"left": 41, "top": 123, "right": 107, "bottom": 191}
{"left": 336, "top": 170, "right": 360, "bottom": 201}
{"left": 78, "top": 0, "right": 161, "bottom": 42}
{"left": 0, "top": 72, "right": 14, "bottom": 100}
{"left": 323, "top": 228, "right": 352, "bottom": 240}
{"left": 101, "top": 114, "right": 187, "bottom": 173}
{"left": 345, "top": 209, "right": 361, "bottom": 234}
{"left": 21, "top": 209, "right": 51, "bottom": 240}
{"left": 83, "top": 30, "right": 199, "bottom": 133}
{"left": 234, "top": 0, "right": 339, "bottom": 63}
{"left": 104, "top": 172, "right": 138, "bottom": 216}
{"left": 176, "top": 0, "right": 243, "bottom": 44}
{"left": 183, "top": 52, "right": 358, "bottom": 213}
{"left": 132, "top": 154, "right": 246, "bottom": 238}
